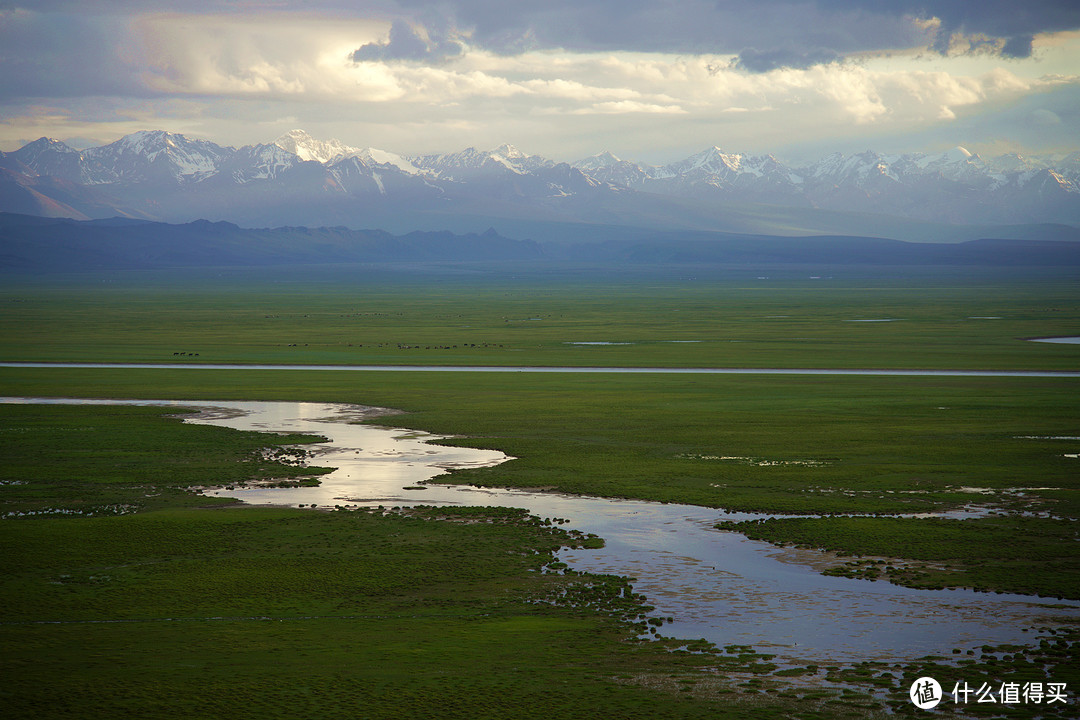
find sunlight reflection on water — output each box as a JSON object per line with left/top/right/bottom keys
{"left": 4, "top": 396, "right": 1078, "bottom": 666}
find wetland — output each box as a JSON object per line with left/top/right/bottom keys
{"left": 2, "top": 269, "right": 1078, "bottom": 718}
{"left": 8, "top": 396, "right": 1077, "bottom": 669}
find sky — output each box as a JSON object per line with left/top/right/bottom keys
{"left": 1, "top": 1, "right": 1078, "bottom": 165}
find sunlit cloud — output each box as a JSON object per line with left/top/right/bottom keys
{"left": 567, "top": 101, "right": 687, "bottom": 115}
{"left": 0, "top": 4, "right": 1077, "bottom": 161}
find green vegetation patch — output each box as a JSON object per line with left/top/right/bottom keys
{"left": 1, "top": 270, "right": 1078, "bottom": 370}
{"left": 720, "top": 515, "right": 1080, "bottom": 599}
{"left": 2, "top": 366, "right": 1078, "bottom": 602}
{"left": 0, "top": 403, "right": 331, "bottom": 517}
{"left": 0, "top": 403, "right": 841, "bottom": 720}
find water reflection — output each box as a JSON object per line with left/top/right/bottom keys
{"left": 4, "top": 396, "right": 1078, "bottom": 666}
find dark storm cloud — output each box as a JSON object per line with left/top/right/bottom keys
{"left": 380, "top": 0, "right": 1080, "bottom": 67}
{"left": 1000, "top": 35, "right": 1035, "bottom": 59}
{"left": 3, "top": 0, "right": 1079, "bottom": 96}
{"left": 351, "top": 19, "right": 464, "bottom": 63}
{"left": 6, "top": 0, "right": 1080, "bottom": 48}
{"left": 896, "top": 0, "right": 1073, "bottom": 59}
{"left": 875, "top": 0, "right": 1080, "bottom": 43}
{"left": 767, "top": 1, "right": 1080, "bottom": 61}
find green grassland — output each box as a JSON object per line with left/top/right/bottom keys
{"left": 2, "top": 401, "right": 1077, "bottom": 719}
{"left": 3, "top": 365, "right": 1078, "bottom": 600}
{"left": 1, "top": 267, "right": 1078, "bottom": 370}
{"left": 0, "top": 404, "right": 832, "bottom": 719}
{"left": 0, "top": 403, "right": 332, "bottom": 517}
{"left": 2, "top": 270, "right": 1079, "bottom": 717}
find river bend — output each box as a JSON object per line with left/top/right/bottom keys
{"left": 3, "top": 396, "right": 1077, "bottom": 667}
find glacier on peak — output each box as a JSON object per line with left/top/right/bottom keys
{"left": 274, "top": 129, "right": 364, "bottom": 164}
{"left": 491, "top": 143, "right": 528, "bottom": 160}
{"left": 572, "top": 151, "right": 622, "bottom": 170}
{"left": 356, "top": 147, "right": 421, "bottom": 175}
{"left": 2, "top": 129, "right": 1077, "bottom": 228}
{"left": 78, "top": 130, "right": 229, "bottom": 184}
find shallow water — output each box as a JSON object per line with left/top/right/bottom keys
{"left": 4, "top": 396, "right": 1078, "bottom": 666}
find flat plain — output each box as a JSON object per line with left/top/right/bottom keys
{"left": 2, "top": 265, "right": 1078, "bottom": 370}
{"left": 1, "top": 264, "right": 1078, "bottom": 718}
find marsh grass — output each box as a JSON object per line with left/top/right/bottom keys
{"left": 4, "top": 367, "right": 1077, "bottom": 601}
{"left": 1, "top": 271, "right": 1077, "bottom": 370}
{"left": 1, "top": 271, "right": 1078, "bottom": 717}
{"left": 1, "top": 405, "right": 832, "bottom": 719}
{"left": 721, "top": 515, "right": 1080, "bottom": 598}
{"left": 0, "top": 404, "right": 331, "bottom": 517}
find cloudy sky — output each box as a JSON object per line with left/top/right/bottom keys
{"left": 1, "top": 1, "right": 1078, "bottom": 164}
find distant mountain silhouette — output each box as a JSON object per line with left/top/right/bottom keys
{"left": 2, "top": 212, "right": 1077, "bottom": 273}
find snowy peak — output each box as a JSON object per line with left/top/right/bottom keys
{"left": 690, "top": 145, "right": 737, "bottom": 168}
{"left": 356, "top": 147, "right": 421, "bottom": 175}
{"left": 84, "top": 131, "right": 230, "bottom": 184}
{"left": 3, "top": 131, "right": 1078, "bottom": 227}
{"left": 15, "top": 137, "right": 79, "bottom": 159}
{"left": 271, "top": 130, "right": 421, "bottom": 175}
{"left": 12, "top": 137, "right": 78, "bottom": 168}
{"left": 274, "top": 129, "right": 363, "bottom": 164}
{"left": 227, "top": 143, "right": 304, "bottom": 183}
{"left": 573, "top": 151, "right": 622, "bottom": 170}
{"left": 491, "top": 143, "right": 528, "bottom": 160}
{"left": 411, "top": 143, "right": 561, "bottom": 179}
{"left": 8, "top": 137, "right": 108, "bottom": 185}
{"left": 105, "top": 130, "right": 225, "bottom": 160}
{"left": 651, "top": 147, "right": 793, "bottom": 185}
{"left": 655, "top": 146, "right": 753, "bottom": 180}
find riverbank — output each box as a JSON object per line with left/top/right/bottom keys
{"left": 3, "top": 266, "right": 1078, "bottom": 716}
{"left": 3, "top": 397, "right": 1078, "bottom": 719}
{"left": 0, "top": 402, "right": 816, "bottom": 719}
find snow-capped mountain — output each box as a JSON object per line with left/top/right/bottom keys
{"left": 274, "top": 129, "right": 363, "bottom": 164}
{"left": 354, "top": 147, "right": 423, "bottom": 175}
{"left": 412, "top": 143, "right": 554, "bottom": 179}
{"left": 573, "top": 151, "right": 622, "bottom": 171}
{"left": 9, "top": 137, "right": 111, "bottom": 186}
{"left": 224, "top": 143, "right": 305, "bottom": 184}
{"left": 80, "top": 130, "right": 232, "bottom": 185}
{"left": 273, "top": 129, "right": 424, "bottom": 176}
{"left": 1, "top": 130, "right": 1077, "bottom": 236}
{"left": 573, "top": 143, "right": 1079, "bottom": 223}
{"left": 409, "top": 144, "right": 602, "bottom": 203}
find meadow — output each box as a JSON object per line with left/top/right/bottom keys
{"left": 1, "top": 266, "right": 1078, "bottom": 717}
{"left": 1, "top": 404, "right": 788, "bottom": 719}
{"left": 1, "top": 264, "right": 1078, "bottom": 370}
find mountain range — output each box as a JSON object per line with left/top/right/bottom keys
{"left": 1, "top": 129, "right": 1078, "bottom": 243}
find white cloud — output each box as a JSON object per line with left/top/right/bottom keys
{"left": 1, "top": 8, "right": 1078, "bottom": 161}
{"left": 568, "top": 101, "right": 687, "bottom": 115}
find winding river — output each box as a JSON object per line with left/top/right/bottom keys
{"left": 3, "top": 396, "right": 1078, "bottom": 668}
